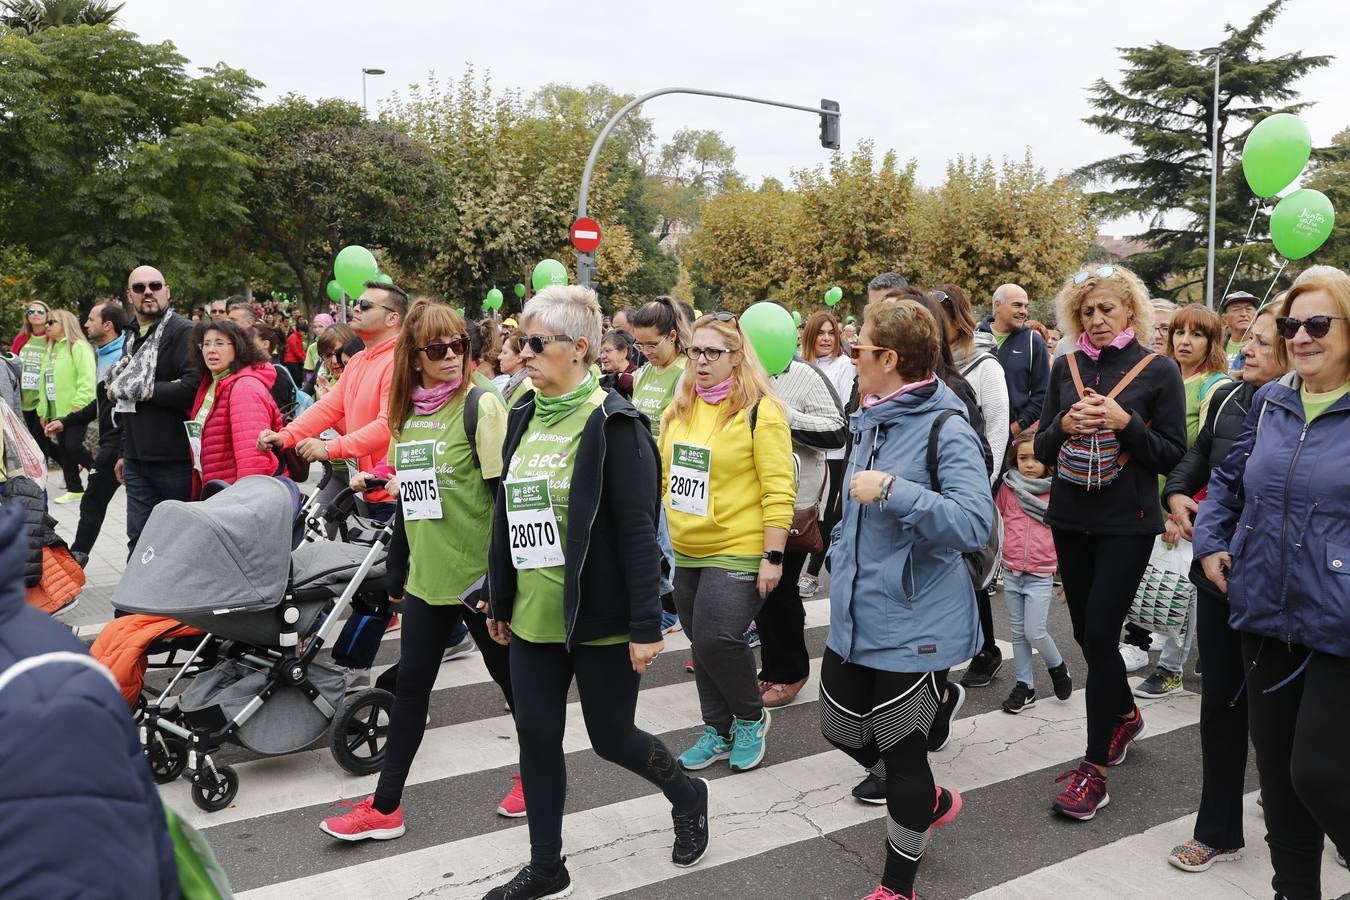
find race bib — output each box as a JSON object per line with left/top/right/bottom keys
{"left": 505, "top": 478, "right": 564, "bottom": 569}
{"left": 395, "top": 440, "right": 442, "bottom": 521}
{"left": 184, "top": 420, "right": 203, "bottom": 474}
{"left": 20, "top": 359, "right": 39, "bottom": 391}
{"left": 668, "top": 442, "right": 711, "bottom": 516}
{"left": 44, "top": 368, "right": 56, "bottom": 402}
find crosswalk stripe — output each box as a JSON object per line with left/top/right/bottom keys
{"left": 233, "top": 688, "right": 1201, "bottom": 899}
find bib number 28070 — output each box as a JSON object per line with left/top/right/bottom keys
{"left": 505, "top": 478, "right": 564, "bottom": 569}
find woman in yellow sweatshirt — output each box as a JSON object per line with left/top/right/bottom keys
{"left": 660, "top": 311, "right": 795, "bottom": 774}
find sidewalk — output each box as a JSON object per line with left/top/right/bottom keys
{"left": 45, "top": 471, "right": 124, "bottom": 628}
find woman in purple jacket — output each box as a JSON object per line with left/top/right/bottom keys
{"left": 1194, "top": 273, "right": 1350, "bottom": 900}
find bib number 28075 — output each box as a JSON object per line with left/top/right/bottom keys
{"left": 395, "top": 440, "right": 442, "bottom": 521}
{"left": 505, "top": 478, "right": 564, "bottom": 569}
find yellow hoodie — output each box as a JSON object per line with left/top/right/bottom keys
{"left": 659, "top": 396, "right": 796, "bottom": 558}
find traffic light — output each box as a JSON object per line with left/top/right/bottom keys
{"left": 819, "top": 99, "right": 840, "bottom": 150}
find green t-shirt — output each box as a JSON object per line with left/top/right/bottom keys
{"left": 17, "top": 340, "right": 45, "bottom": 412}
{"left": 674, "top": 550, "right": 761, "bottom": 574}
{"left": 506, "top": 386, "right": 624, "bottom": 645}
{"left": 1183, "top": 371, "right": 1230, "bottom": 447}
{"left": 1225, "top": 339, "right": 1244, "bottom": 357}
{"left": 992, "top": 330, "right": 1011, "bottom": 349}
{"left": 304, "top": 342, "right": 320, "bottom": 372}
{"left": 631, "top": 356, "right": 686, "bottom": 441}
{"left": 1301, "top": 383, "right": 1350, "bottom": 424}
{"left": 391, "top": 390, "right": 507, "bottom": 604}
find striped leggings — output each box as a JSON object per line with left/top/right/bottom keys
{"left": 820, "top": 649, "right": 947, "bottom": 895}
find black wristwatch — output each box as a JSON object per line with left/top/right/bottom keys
{"left": 762, "top": 550, "right": 785, "bottom": 565}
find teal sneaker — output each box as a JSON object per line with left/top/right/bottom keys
{"left": 679, "top": 726, "right": 732, "bottom": 771}
{"left": 729, "top": 708, "right": 771, "bottom": 772}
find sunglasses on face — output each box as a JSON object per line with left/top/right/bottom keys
{"left": 522, "top": 333, "right": 573, "bottom": 354}
{"left": 1276, "top": 315, "right": 1346, "bottom": 340}
{"left": 25, "top": 307, "right": 45, "bottom": 316}
{"left": 848, "top": 344, "right": 888, "bottom": 360}
{"left": 417, "top": 336, "right": 469, "bottom": 361}
{"left": 130, "top": 281, "right": 165, "bottom": 294}
{"left": 685, "top": 346, "right": 729, "bottom": 362}
{"left": 356, "top": 299, "right": 396, "bottom": 314}
{"left": 1073, "top": 265, "right": 1117, "bottom": 285}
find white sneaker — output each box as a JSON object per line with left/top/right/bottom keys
{"left": 1148, "top": 632, "right": 1167, "bottom": 652}
{"left": 1118, "top": 643, "right": 1149, "bottom": 673}
{"left": 797, "top": 575, "right": 819, "bottom": 598}
{"left": 441, "top": 633, "right": 476, "bottom": 662}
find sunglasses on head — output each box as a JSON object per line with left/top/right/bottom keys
{"left": 1073, "top": 266, "right": 1117, "bottom": 285}
{"left": 928, "top": 289, "right": 951, "bottom": 306}
{"left": 696, "top": 311, "right": 738, "bottom": 325}
{"left": 1276, "top": 315, "right": 1346, "bottom": 340}
{"left": 417, "top": 336, "right": 469, "bottom": 360}
{"left": 130, "top": 281, "right": 165, "bottom": 294}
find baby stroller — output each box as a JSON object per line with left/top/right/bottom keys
{"left": 113, "top": 474, "right": 395, "bottom": 812}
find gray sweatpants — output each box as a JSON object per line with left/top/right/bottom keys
{"left": 674, "top": 566, "right": 765, "bottom": 733}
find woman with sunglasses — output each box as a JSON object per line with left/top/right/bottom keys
{"left": 36, "top": 310, "right": 96, "bottom": 503}
{"left": 320, "top": 300, "right": 519, "bottom": 842}
{"left": 14, "top": 300, "right": 64, "bottom": 470}
{"left": 661, "top": 312, "right": 795, "bottom": 772}
{"left": 825, "top": 298, "right": 992, "bottom": 900}
{"left": 1194, "top": 274, "right": 1350, "bottom": 900}
{"left": 483, "top": 285, "right": 708, "bottom": 900}
{"left": 1034, "top": 264, "right": 1186, "bottom": 822}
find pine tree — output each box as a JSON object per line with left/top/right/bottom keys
{"left": 1078, "top": 1, "right": 1331, "bottom": 299}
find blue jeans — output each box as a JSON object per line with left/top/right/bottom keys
{"left": 123, "top": 458, "right": 192, "bottom": 557}
{"left": 1003, "top": 571, "right": 1063, "bottom": 688}
{"left": 1158, "top": 590, "right": 1197, "bottom": 673}
{"left": 656, "top": 505, "right": 675, "bottom": 596}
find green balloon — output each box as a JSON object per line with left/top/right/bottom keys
{"left": 792, "top": 310, "right": 804, "bottom": 328}
{"left": 1242, "top": 113, "right": 1312, "bottom": 198}
{"left": 846, "top": 315, "right": 857, "bottom": 324}
{"left": 824, "top": 286, "right": 843, "bottom": 306}
{"left": 326, "top": 280, "right": 343, "bottom": 303}
{"left": 1269, "top": 188, "right": 1335, "bottom": 261}
{"left": 457, "top": 307, "right": 466, "bottom": 318}
{"left": 334, "top": 245, "right": 380, "bottom": 298}
{"left": 532, "top": 259, "right": 569, "bottom": 291}
{"left": 377, "top": 273, "right": 394, "bottom": 284}
{"left": 740, "top": 302, "right": 797, "bottom": 376}
{"left": 485, "top": 288, "right": 504, "bottom": 312}
{"left": 514, "top": 283, "right": 526, "bottom": 298}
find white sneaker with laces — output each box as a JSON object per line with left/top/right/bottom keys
{"left": 1118, "top": 642, "right": 1149, "bottom": 673}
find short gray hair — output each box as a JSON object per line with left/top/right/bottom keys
{"left": 866, "top": 272, "right": 909, "bottom": 294}
{"left": 226, "top": 298, "right": 257, "bottom": 323}
{"left": 520, "top": 285, "right": 603, "bottom": 365}
{"left": 1293, "top": 264, "right": 1346, "bottom": 286}
{"left": 1151, "top": 298, "right": 1179, "bottom": 312}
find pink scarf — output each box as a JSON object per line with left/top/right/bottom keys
{"left": 1076, "top": 327, "right": 1136, "bottom": 362}
{"left": 411, "top": 377, "right": 461, "bottom": 415}
{"left": 695, "top": 376, "right": 734, "bottom": 405}
{"left": 863, "top": 375, "right": 937, "bottom": 408}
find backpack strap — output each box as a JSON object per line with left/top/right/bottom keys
{"left": 1105, "top": 352, "right": 1159, "bottom": 400}
{"left": 464, "top": 385, "right": 484, "bottom": 473}
{"left": 925, "top": 409, "right": 966, "bottom": 492}
{"left": 747, "top": 397, "right": 762, "bottom": 435}
{"left": 1199, "top": 372, "right": 1229, "bottom": 403}
{"left": 959, "top": 352, "right": 996, "bottom": 378}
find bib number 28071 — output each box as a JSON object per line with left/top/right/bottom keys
{"left": 668, "top": 442, "right": 711, "bottom": 517}
{"left": 505, "top": 478, "right": 564, "bottom": 569}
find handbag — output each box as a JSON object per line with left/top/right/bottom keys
{"left": 786, "top": 455, "right": 826, "bottom": 555}
{"left": 1056, "top": 351, "right": 1158, "bottom": 490}
{"left": 1128, "top": 535, "right": 1195, "bottom": 647}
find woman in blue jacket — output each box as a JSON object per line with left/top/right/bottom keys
{"left": 1194, "top": 273, "right": 1350, "bottom": 900}
{"left": 823, "top": 297, "right": 993, "bottom": 900}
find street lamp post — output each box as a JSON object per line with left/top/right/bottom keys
{"left": 1202, "top": 47, "right": 1222, "bottom": 309}
{"left": 361, "top": 67, "right": 386, "bottom": 116}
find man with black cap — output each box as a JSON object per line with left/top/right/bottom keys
{"left": 1220, "top": 291, "right": 1259, "bottom": 362}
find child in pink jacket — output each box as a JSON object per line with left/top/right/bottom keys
{"left": 995, "top": 427, "right": 1072, "bottom": 714}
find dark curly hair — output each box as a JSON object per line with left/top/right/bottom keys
{"left": 190, "top": 319, "right": 269, "bottom": 377}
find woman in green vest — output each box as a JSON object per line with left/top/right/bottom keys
{"left": 38, "top": 310, "right": 96, "bottom": 503}
{"left": 483, "top": 285, "right": 709, "bottom": 900}
{"left": 319, "top": 299, "right": 518, "bottom": 842}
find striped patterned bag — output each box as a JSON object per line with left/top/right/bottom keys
{"left": 1056, "top": 351, "right": 1158, "bottom": 491}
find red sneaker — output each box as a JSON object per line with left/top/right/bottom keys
{"left": 1106, "top": 706, "right": 1147, "bottom": 766}
{"left": 320, "top": 796, "right": 406, "bottom": 841}
{"left": 932, "top": 786, "right": 963, "bottom": 827}
{"left": 497, "top": 774, "right": 526, "bottom": 818}
{"left": 385, "top": 612, "right": 401, "bottom": 633}
{"left": 1052, "top": 762, "right": 1109, "bottom": 821}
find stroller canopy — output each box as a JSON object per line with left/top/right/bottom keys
{"left": 113, "top": 476, "right": 298, "bottom": 617}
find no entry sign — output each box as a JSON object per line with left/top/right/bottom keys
{"left": 570, "top": 218, "right": 602, "bottom": 253}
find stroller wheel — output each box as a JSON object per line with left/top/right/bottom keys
{"left": 190, "top": 764, "right": 239, "bottom": 813}
{"left": 330, "top": 687, "right": 394, "bottom": 776}
{"left": 146, "top": 732, "right": 188, "bottom": 785}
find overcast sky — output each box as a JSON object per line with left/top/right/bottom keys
{"left": 118, "top": 0, "right": 1347, "bottom": 237}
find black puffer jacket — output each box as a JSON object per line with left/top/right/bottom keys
{"left": 1163, "top": 380, "right": 1257, "bottom": 501}
{"left": 0, "top": 476, "right": 55, "bottom": 587}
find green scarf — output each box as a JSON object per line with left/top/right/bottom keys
{"left": 533, "top": 371, "right": 598, "bottom": 427}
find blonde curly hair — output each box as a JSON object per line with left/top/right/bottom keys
{"left": 1054, "top": 265, "right": 1153, "bottom": 345}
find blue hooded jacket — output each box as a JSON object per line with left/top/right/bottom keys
{"left": 827, "top": 380, "right": 994, "bottom": 672}
{"left": 1193, "top": 373, "right": 1350, "bottom": 658}
{"left": 0, "top": 505, "right": 180, "bottom": 898}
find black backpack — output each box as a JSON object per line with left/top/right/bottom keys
{"left": 926, "top": 409, "right": 1003, "bottom": 591}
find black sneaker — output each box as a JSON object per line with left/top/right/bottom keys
{"left": 1001, "top": 682, "right": 1036, "bottom": 714}
{"left": 960, "top": 648, "right": 1002, "bottom": 688}
{"left": 927, "top": 682, "right": 967, "bottom": 752}
{"left": 482, "top": 861, "right": 572, "bottom": 900}
{"left": 671, "top": 777, "right": 710, "bottom": 867}
{"left": 851, "top": 771, "right": 887, "bottom": 805}
{"left": 1047, "top": 662, "right": 1073, "bottom": 701}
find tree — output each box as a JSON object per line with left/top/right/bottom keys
{"left": 0, "top": 243, "right": 47, "bottom": 339}
{"left": 0, "top": 24, "right": 259, "bottom": 306}
{"left": 685, "top": 181, "right": 796, "bottom": 312}
{"left": 1077, "top": 0, "right": 1332, "bottom": 298}
{"left": 1303, "top": 127, "right": 1350, "bottom": 272}
{"left": 0, "top": 0, "right": 122, "bottom": 33}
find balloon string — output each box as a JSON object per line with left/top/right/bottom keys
{"left": 1257, "top": 260, "right": 1289, "bottom": 312}
{"left": 1218, "top": 202, "right": 1263, "bottom": 305}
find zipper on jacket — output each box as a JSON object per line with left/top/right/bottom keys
{"left": 1278, "top": 421, "right": 1310, "bottom": 648}
{"left": 845, "top": 426, "right": 878, "bottom": 662}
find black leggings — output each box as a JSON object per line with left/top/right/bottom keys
{"left": 1242, "top": 633, "right": 1350, "bottom": 900}
{"left": 1052, "top": 529, "right": 1153, "bottom": 766}
{"left": 372, "top": 593, "right": 511, "bottom": 812}
{"left": 56, "top": 420, "right": 94, "bottom": 493}
{"left": 510, "top": 636, "right": 699, "bottom": 868}
{"left": 755, "top": 550, "right": 809, "bottom": 684}
{"left": 1191, "top": 569, "right": 1248, "bottom": 850}
{"left": 820, "top": 649, "right": 946, "bottom": 895}
{"left": 23, "top": 408, "right": 62, "bottom": 467}
{"left": 807, "top": 459, "right": 846, "bottom": 577}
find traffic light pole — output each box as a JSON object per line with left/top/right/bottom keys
{"left": 573, "top": 87, "right": 841, "bottom": 288}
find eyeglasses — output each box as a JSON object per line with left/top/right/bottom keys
{"left": 209, "top": 306, "right": 227, "bottom": 315}
{"left": 25, "top": 307, "right": 45, "bottom": 316}
{"left": 1073, "top": 266, "right": 1116, "bottom": 285}
{"left": 417, "top": 336, "right": 469, "bottom": 360}
{"left": 636, "top": 334, "right": 668, "bottom": 352}
{"left": 356, "top": 299, "right": 397, "bottom": 315}
{"left": 685, "top": 346, "right": 729, "bottom": 362}
{"left": 130, "top": 281, "right": 165, "bottom": 294}
{"left": 199, "top": 340, "right": 233, "bottom": 351}
{"left": 848, "top": 344, "right": 889, "bottom": 360}
{"left": 522, "top": 333, "right": 574, "bottom": 354}
{"left": 1276, "top": 315, "right": 1346, "bottom": 340}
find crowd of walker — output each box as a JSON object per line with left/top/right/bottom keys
{"left": 2, "top": 260, "right": 1349, "bottom": 900}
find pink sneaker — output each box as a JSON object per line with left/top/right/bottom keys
{"left": 932, "top": 786, "right": 963, "bottom": 827}
{"left": 497, "top": 774, "right": 526, "bottom": 818}
{"left": 861, "top": 886, "right": 913, "bottom": 900}
{"left": 319, "top": 796, "right": 406, "bottom": 841}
